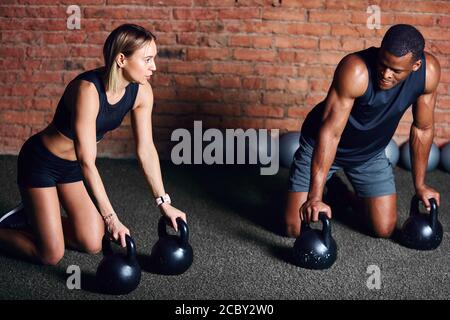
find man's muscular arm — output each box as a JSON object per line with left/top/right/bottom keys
{"left": 302, "top": 54, "right": 368, "bottom": 223}
{"left": 410, "top": 52, "right": 441, "bottom": 209}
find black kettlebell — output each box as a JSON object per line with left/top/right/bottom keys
{"left": 400, "top": 197, "right": 443, "bottom": 250}
{"left": 96, "top": 234, "right": 141, "bottom": 294}
{"left": 150, "top": 217, "right": 193, "bottom": 275}
{"left": 292, "top": 212, "right": 337, "bottom": 270}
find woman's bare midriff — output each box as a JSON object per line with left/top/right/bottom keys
{"left": 40, "top": 123, "right": 79, "bottom": 161}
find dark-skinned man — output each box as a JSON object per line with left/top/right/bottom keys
{"left": 285, "top": 24, "right": 441, "bottom": 238}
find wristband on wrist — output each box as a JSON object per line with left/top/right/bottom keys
{"left": 156, "top": 193, "right": 171, "bottom": 207}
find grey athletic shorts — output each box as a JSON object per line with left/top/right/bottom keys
{"left": 288, "top": 136, "right": 396, "bottom": 197}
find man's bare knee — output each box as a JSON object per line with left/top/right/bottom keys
{"left": 372, "top": 221, "right": 396, "bottom": 238}
{"left": 284, "top": 191, "right": 308, "bottom": 238}
{"left": 366, "top": 194, "right": 397, "bottom": 239}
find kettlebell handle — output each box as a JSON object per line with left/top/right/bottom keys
{"left": 410, "top": 196, "right": 439, "bottom": 230}
{"left": 101, "top": 234, "right": 138, "bottom": 261}
{"left": 157, "top": 217, "right": 190, "bottom": 249}
{"left": 429, "top": 198, "right": 438, "bottom": 230}
{"left": 318, "top": 212, "right": 332, "bottom": 249}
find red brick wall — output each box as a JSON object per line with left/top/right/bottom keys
{"left": 1, "top": 0, "right": 449, "bottom": 159}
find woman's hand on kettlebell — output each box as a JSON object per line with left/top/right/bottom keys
{"left": 159, "top": 203, "right": 187, "bottom": 232}
{"left": 300, "top": 198, "right": 332, "bottom": 224}
{"left": 105, "top": 213, "right": 130, "bottom": 247}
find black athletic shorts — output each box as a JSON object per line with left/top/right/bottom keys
{"left": 17, "top": 134, "right": 83, "bottom": 188}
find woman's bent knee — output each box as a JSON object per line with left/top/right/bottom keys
{"left": 78, "top": 234, "right": 103, "bottom": 254}
{"left": 38, "top": 247, "right": 64, "bottom": 265}
{"left": 83, "top": 242, "right": 102, "bottom": 255}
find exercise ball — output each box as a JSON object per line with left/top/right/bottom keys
{"left": 440, "top": 142, "right": 450, "bottom": 173}
{"left": 400, "top": 142, "right": 440, "bottom": 172}
{"left": 384, "top": 139, "right": 400, "bottom": 167}
{"left": 279, "top": 131, "right": 301, "bottom": 168}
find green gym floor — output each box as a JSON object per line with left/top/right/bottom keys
{"left": 0, "top": 155, "right": 448, "bottom": 300}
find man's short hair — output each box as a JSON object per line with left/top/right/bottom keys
{"left": 381, "top": 24, "right": 425, "bottom": 62}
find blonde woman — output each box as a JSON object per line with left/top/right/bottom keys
{"left": 0, "top": 24, "right": 186, "bottom": 265}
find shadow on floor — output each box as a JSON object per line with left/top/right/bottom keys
{"left": 179, "top": 164, "right": 375, "bottom": 239}
{"left": 180, "top": 164, "right": 289, "bottom": 236}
